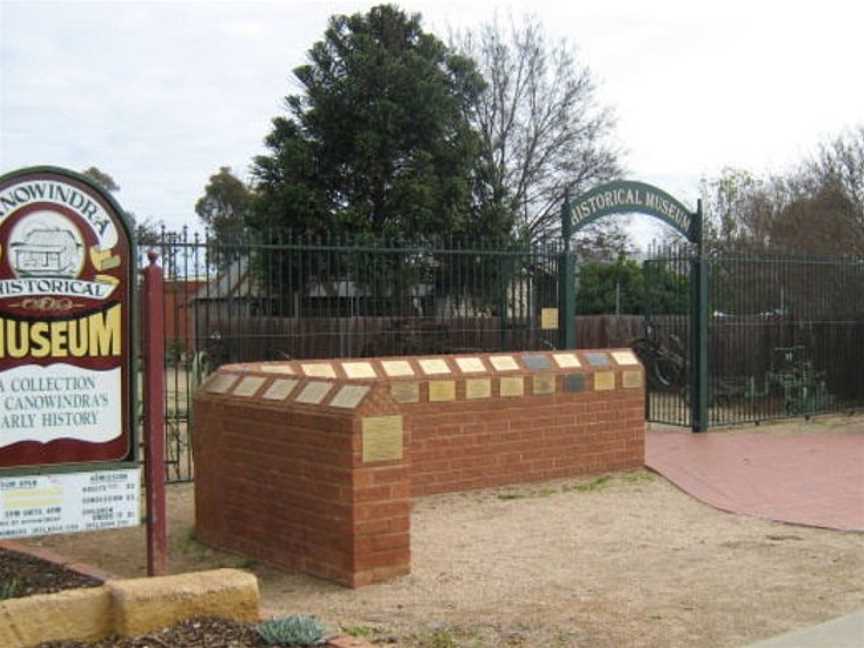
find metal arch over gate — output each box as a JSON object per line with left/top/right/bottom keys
{"left": 560, "top": 180, "right": 710, "bottom": 432}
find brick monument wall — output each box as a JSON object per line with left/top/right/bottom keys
{"left": 192, "top": 349, "right": 644, "bottom": 588}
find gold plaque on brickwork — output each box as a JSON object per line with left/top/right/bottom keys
{"left": 553, "top": 353, "right": 581, "bottom": 369}
{"left": 232, "top": 376, "right": 266, "bottom": 397}
{"left": 262, "top": 378, "right": 299, "bottom": 400}
{"left": 258, "top": 364, "right": 295, "bottom": 374}
{"left": 466, "top": 378, "right": 491, "bottom": 399}
{"left": 499, "top": 376, "right": 524, "bottom": 397}
{"left": 541, "top": 307, "right": 559, "bottom": 330}
{"left": 429, "top": 380, "right": 456, "bottom": 402}
{"left": 381, "top": 360, "right": 414, "bottom": 377}
{"left": 456, "top": 357, "right": 485, "bottom": 373}
{"left": 622, "top": 370, "right": 643, "bottom": 389}
{"left": 330, "top": 385, "right": 371, "bottom": 409}
{"left": 301, "top": 363, "right": 337, "bottom": 379}
{"left": 612, "top": 351, "right": 639, "bottom": 366}
{"left": 295, "top": 381, "right": 333, "bottom": 404}
{"left": 206, "top": 373, "right": 239, "bottom": 394}
{"left": 593, "top": 371, "right": 616, "bottom": 391}
{"left": 489, "top": 355, "right": 519, "bottom": 372}
{"left": 362, "top": 415, "right": 404, "bottom": 463}
{"left": 419, "top": 358, "right": 450, "bottom": 375}
{"left": 391, "top": 382, "right": 420, "bottom": 403}
{"left": 533, "top": 374, "right": 556, "bottom": 395}
{"left": 342, "top": 361, "right": 377, "bottom": 379}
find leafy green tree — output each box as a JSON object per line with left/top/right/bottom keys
{"left": 251, "top": 4, "right": 507, "bottom": 241}
{"left": 575, "top": 258, "right": 688, "bottom": 315}
{"left": 195, "top": 166, "right": 253, "bottom": 243}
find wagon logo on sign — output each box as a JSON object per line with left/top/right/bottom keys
{"left": 1, "top": 211, "right": 118, "bottom": 307}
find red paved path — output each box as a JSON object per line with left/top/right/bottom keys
{"left": 645, "top": 427, "right": 864, "bottom": 531}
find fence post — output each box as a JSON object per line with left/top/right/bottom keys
{"left": 559, "top": 193, "right": 576, "bottom": 349}
{"left": 690, "top": 200, "right": 709, "bottom": 432}
{"left": 141, "top": 251, "right": 168, "bottom": 575}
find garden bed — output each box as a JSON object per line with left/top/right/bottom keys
{"left": 0, "top": 548, "right": 101, "bottom": 599}
{"left": 34, "top": 617, "right": 267, "bottom": 648}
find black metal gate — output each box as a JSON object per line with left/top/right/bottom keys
{"left": 639, "top": 246, "right": 864, "bottom": 427}
{"left": 637, "top": 246, "right": 693, "bottom": 426}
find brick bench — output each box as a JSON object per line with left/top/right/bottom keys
{"left": 192, "top": 349, "right": 645, "bottom": 587}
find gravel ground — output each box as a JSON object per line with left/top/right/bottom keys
{"left": 22, "top": 418, "right": 864, "bottom": 648}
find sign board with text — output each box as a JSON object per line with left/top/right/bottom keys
{"left": 0, "top": 167, "right": 136, "bottom": 471}
{"left": 0, "top": 468, "right": 140, "bottom": 538}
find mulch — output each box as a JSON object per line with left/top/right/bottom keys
{"left": 0, "top": 547, "right": 101, "bottom": 598}
{"left": 34, "top": 617, "right": 272, "bottom": 648}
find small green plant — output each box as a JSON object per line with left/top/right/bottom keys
{"left": 565, "top": 474, "right": 612, "bottom": 493}
{"left": 0, "top": 579, "right": 19, "bottom": 600}
{"left": 343, "top": 624, "right": 375, "bottom": 638}
{"left": 620, "top": 470, "right": 655, "bottom": 483}
{"left": 257, "top": 615, "right": 327, "bottom": 646}
{"left": 418, "top": 629, "right": 458, "bottom": 648}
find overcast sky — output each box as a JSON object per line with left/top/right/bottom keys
{"left": 1, "top": 0, "right": 862, "bottom": 244}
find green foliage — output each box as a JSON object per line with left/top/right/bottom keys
{"left": 195, "top": 166, "right": 253, "bottom": 249}
{"left": 252, "top": 4, "right": 506, "bottom": 242}
{"left": 574, "top": 258, "right": 688, "bottom": 316}
{"left": 0, "top": 579, "right": 19, "bottom": 600}
{"left": 257, "top": 615, "right": 327, "bottom": 646}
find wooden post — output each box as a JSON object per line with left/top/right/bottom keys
{"left": 142, "top": 250, "right": 168, "bottom": 576}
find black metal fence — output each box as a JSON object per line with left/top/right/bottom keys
{"left": 638, "top": 245, "right": 864, "bottom": 427}
{"left": 143, "top": 231, "right": 565, "bottom": 482}
{"left": 140, "top": 231, "right": 864, "bottom": 482}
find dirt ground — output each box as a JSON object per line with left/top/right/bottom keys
{"left": 23, "top": 418, "right": 864, "bottom": 648}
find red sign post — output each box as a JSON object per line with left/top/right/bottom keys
{"left": 141, "top": 251, "right": 167, "bottom": 576}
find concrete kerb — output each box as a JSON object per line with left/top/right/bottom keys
{"left": 0, "top": 542, "right": 376, "bottom": 648}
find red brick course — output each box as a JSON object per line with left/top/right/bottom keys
{"left": 192, "top": 349, "right": 644, "bottom": 587}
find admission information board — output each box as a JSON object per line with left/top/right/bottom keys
{"left": 0, "top": 468, "right": 140, "bottom": 539}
